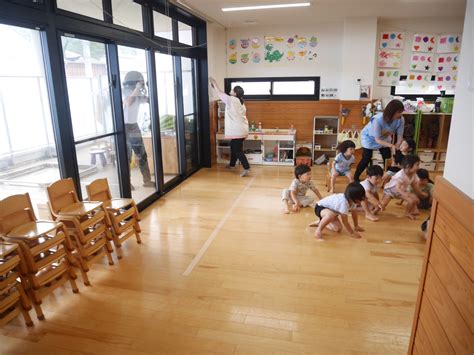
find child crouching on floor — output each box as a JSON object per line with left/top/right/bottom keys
{"left": 282, "top": 164, "right": 323, "bottom": 214}
{"left": 330, "top": 140, "right": 356, "bottom": 193}
{"left": 309, "top": 182, "right": 366, "bottom": 241}
{"left": 415, "top": 168, "right": 434, "bottom": 209}
{"left": 360, "top": 165, "right": 384, "bottom": 222}
{"left": 382, "top": 155, "right": 423, "bottom": 219}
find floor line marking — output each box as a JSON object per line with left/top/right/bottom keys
{"left": 182, "top": 175, "right": 256, "bottom": 276}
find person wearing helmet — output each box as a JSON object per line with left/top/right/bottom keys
{"left": 123, "top": 71, "right": 154, "bottom": 189}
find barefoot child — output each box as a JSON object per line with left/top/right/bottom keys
{"left": 415, "top": 168, "right": 434, "bottom": 209}
{"left": 310, "top": 182, "right": 366, "bottom": 241}
{"left": 282, "top": 165, "right": 323, "bottom": 214}
{"left": 382, "top": 155, "right": 423, "bottom": 219}
{"left": 382, "top": 138, "right": 416, "bottom": 185}
{"left": 330, "top": 140, "right": 356, "bottom": 192}
{"left": 360, "top": 165, "right": 384, "bottom": 221}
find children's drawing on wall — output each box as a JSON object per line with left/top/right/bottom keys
{"left": 251, "top": 52, "right": 261, "bottom": 63}
{"left": 436, "top": 72, "right": 457, "bottom": 90}
{"left": 251, "top": 38, "right": 260, "bottom": 49}
{"left": 287, "top": 37, "right": 295, "bottom": 48}
{"left": 307, "top": 50, "right": 317, "bottom": 61}
{"left": 228, "top": 52, "right": 237, "bottom": 64}
{"left": 296, "top": 35, "right": 307, "bottom": 48}
{"left": 408, "top": 72, "right": 434, "bottom": 88}
{"left": 377, "top": 69, "right": 400, "bottom": 86}
{"left": 264, "top": 36, "right": 285, "bottom": 63}
{"left": 287, "top": 50, "right": 295, "bottom": 61}
{"left": 240, "top": 38, "right": 250, "bottom": 49}
{"left": 380, "top": 32, "right": 405, "bottom": 49}
{"left": 297, "top": 50, "right": 307, "bottom": 61}
{"left": 228, "top": 39, "right": 236, "bottom": 50}
{"left": 409, "top": 54, "right": 434, "bottom": 72}
{"left": 437, "top": 34, "right": 461, "bottom": 53}
{"left": 436, "top": 54, "right": 459, "bottom": 72}
{"left": 378, "top": 49, "right": 402, "bottom": 68}
{"left": 309, "top": 36, "right": 318, "bottom": 47}
{"left": 412, "top": 34, "right": 436, "bottom": 53}
{"left": 240, "top": 53, "right": 249, "bottom": 64}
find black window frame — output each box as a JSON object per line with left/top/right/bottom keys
{"left": 390, "top": 75, "right": 455, "bottom": 101}
{"left": 224, "top": 77, "right": 320, "bottom": 101}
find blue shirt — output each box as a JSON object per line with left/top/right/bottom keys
{"left": 334, "top": 153, "right": 354, "bottom": 173}
{"left": 361, "top": 113, "right": 405, "bottom": 150}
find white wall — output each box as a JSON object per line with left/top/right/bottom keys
{"left": 206, "top": 22, "right": 226, "bottom": 101}
{"left": 341, "top": 18, "right": 377, "bottom": 99}
{"left": 225, "top": 22, "right": 344, "bottom": 96}
{"left": 444, "top": 0, "right": 473, "bottom": 198}
{"left": 374, "top": 17, "right": 465, "bottom": 99}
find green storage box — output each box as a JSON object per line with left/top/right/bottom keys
{"left": 440, "top": 97, "right": 454, "bottom": 113}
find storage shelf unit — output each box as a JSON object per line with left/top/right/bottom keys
{"left": 216, "top": 130, "right": 296, "bottom": 166}
{"left": 403, "top": 111, "right": 452, "bottom": 172}
{"left": 312, "top": 116, "right": 339, "bottom": 164}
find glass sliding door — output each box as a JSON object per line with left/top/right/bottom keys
{"left": 181, "top": 57, "right": 199, "bottom": 172}
{"left": 117, "top": 45, "right": 156, "bottom": 202}
{"left": 0, "top": 24, "right": 60, "bottom": 216}
{"left": 61, "top": 36, "right": 120, "bottom": 198}
{"left": 155, "top": 53, "right": 180, "bottom": 183}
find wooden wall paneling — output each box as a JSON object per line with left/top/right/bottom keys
{"left": 413, "top": 322, "right": 436, "bottom": 355}
{"left": 424, "top": 266, "right": 474, "bottom": 353}
{"left": 408, "top": 176, "right": 474, "bottom": 354}
{"left": 430, "top": 235, "right": 474, "bottom": 333}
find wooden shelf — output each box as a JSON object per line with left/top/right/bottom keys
{"left": 314, "top": 133, "right": 337, "bottom": 136}
{"left": 314, "top": 148, "right": 337, "bottom": 152}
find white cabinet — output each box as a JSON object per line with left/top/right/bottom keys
{"left": 216, "top": 129, "right": 296, "bottom": 166}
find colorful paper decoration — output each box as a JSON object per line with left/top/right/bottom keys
{"left": 436, "top": 71, "right": 457, "bottom": 89}
{"left": 380, "top": 32, "right": 405, "bottom": 49}
{"left": 287, "top": 50, "right": 295, "bottom": 61}
{"left": 377, "top": 69, "right": 400, "bottom": 86}
{"left": 251, "top": 52, "right": 261, "bottom": 63}
{"left": 286, "top": 37, "right": 295, "bottom": 48}
{"left": 437, "top": 34, "right": 461, "bottom": 53}
{"left": 296, "top": 35, "right": 307, "bottom": 48}
{"left": 251, "top": 38, "right": 260, "bottom": 49}
{"left": 264, "top": 36, "right": 285, "bottom": 63}
{"left": 407, "top": 72, "right": 434, "bottom": 88}
{"left": 240, "top": 38, "right": 250, "bottom": 49}
{"left": 409, "top": 53, "right": 434, "bottom": 72}
{"left": 228, "top": 52, "right": 237, "bottom": 64}
{"left": 309, "top": 36, "right": 318, "bottom": 47}
{"left": 412, "top": 34, "right": 436, "bottom": 53}
{"left": 436, "top": 53, "right": 459, "bottom": 72}
{"left": 228, "top": 39, "right": 236, "bottom": 50}
{"left": 307, "top": 50, "right": 317, "bottom": 61}
{"left": 378, "top": 49, "right": 402, "bottom": 68}
{"left": 240, "top": 53, "right": 249, "bottom": 63}
{"left": 297, "top": 50, "right": 307, "bottom": 61}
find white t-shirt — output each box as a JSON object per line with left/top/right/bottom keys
{"left": 385, "top": 169, "right": 419, "bottom": 192}
{"left": 123, "top": 91, "right": 147, "bottom": 124}
{"left": 317, "top": 193, "right": 352, "bottom": 215}
{"left": 360, "top": 179, "right": 377, "bottom": 194}
{"left": 219, "top": 92, "right": 249, "bottom": 139}
{"left": 288, "top": 179, "right": 315, "bottom": 196}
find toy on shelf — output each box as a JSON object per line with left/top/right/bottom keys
{"left": 340, "top": 108, "right": 350, "bottom": 127}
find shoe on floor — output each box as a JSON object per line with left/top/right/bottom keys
{"left": 143, "top": 181, "right": 155, "bottom": 187}
{"left": 225, "top": 165, "right": 235, "bottom": 169}
{"left": 240, "top": 169, "right": 250, "bottom": 177}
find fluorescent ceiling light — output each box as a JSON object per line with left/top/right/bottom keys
{"left": 222, "top": 3, "right": 310, "bottom": 12}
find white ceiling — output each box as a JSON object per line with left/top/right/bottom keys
{"left": 174, "top": 0, "right": 466, "bottom": 27}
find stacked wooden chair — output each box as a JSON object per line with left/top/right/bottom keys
{"left": 46, "top": 178, "right": 114, "bottom": 286}
{"left": 0, "top": 193, "right": 78, "bottom": 320}
{"left": 86, "top": 178, "right": 141, "bottom": 259}
{"left": 0, "top": 241, "right": 33, "bottom": 327}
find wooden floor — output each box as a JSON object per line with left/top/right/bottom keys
{"left": 0, "top": 165, "right": 429, "bottom": 354}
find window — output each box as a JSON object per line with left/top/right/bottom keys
{"left": 56, "top": 0, "right": 104, "bottom": 20}
{"left": 153, "top": 11, "right": 173, "bottom": 40}
{"left": 225, "top": 77, "right": 320, "bottom": 100}
{"left": 273, "top": 80, "right": 316, "bottom": 95}
{"left": 181, "top": 57, "right": 199, "bottom": 171}
{"left": 178, "top": 21, "right": 193, "bottom": 45}
{"left": 111, "top": 0, "right": 143, "bottom": 32}
{"left": 156, "top": 53, "right": 180, "bottom": 183}
{"left": 230, "top": 81, "right": 271, "bottom": 95}
{"left": 61, "top": 36, "right": 120, "bottom": 199}
{"left": 0, "top": 24, "right": 60, "bottom": 212}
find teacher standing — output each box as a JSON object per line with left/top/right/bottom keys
{"left": 210, "top": 78, "right": 251, "bottom": 177}
{"left": 354, "top": 99, "right": 405, "bottom": 181}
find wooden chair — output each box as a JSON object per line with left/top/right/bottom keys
{"left": 47, "top": 178, "right": 114, "bottom": 286}
{"left": 0, "top": 241, "right": 33, "bottom": 327}
{"left": 325, "top": 158, "right": 334, "bottom": 192}
{"left": 0, "top": 193, "right": 79, "bottom": 320}
{"left": 86, "top": 178, "right": 141, "bottom": 259}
